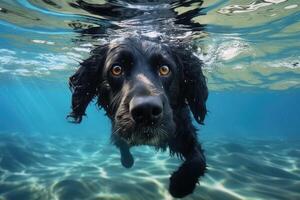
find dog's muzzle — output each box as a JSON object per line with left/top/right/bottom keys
{"left": 129, "top": 96, "right": 163, "bottom": 126}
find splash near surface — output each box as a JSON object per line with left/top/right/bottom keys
{"left": 0, "top": 0, "right": 300, "bottom": 200}
{"left": 0, "top": 0, "right": 299, "bottom": 90}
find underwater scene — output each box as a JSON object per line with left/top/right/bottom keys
{"left": 0, "top": 0, "right": 300, "bottom": 199}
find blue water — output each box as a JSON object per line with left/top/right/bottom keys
{"left": 0, "top": 0, "right": 300, "bottom": 200}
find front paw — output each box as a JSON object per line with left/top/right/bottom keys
{"left": 169, "top": 160, "right": 204, "bottom": 198}
{"left": 120, "top": 149, "right": 134, "bottom": 168}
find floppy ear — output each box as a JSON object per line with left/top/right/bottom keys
{"left": 67, "top": 45, "right": 107, "bottom": 123}
{"left": 176, "top": 47, "right": 208, "bottom": 124}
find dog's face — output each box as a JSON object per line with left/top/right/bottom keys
{"left": 103, "top": 38, "right": 180, "bottom": 146}
{"left": 68, "top": 37, "right": 208, "bottom": 147}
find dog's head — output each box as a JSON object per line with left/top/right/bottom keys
{"left": 68, "top": 37, "right": 208, "bottom": 146}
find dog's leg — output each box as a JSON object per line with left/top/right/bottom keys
{"left": 168, "top": 130, "right": 206, "bottom": 198}
{"left": 119, "top": 141, "right": 134, "bottom": 168}
{"left": 113, "top": 136, "right": 134, "bottom": 168}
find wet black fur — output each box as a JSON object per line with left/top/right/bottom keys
{"left": 67, "top": 37, "right": 208, "bottom": 198}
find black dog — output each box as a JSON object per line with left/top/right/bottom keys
{"left": 67, "top": 37, "right": 208, "bottom": 198}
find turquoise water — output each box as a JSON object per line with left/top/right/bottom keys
{"left": 0, "top": 0, "right": 300, "bottom": 199}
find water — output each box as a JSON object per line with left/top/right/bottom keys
{"left": 0, "top": 0, "right": 299, "bottom": 199}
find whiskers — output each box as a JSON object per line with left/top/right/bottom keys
{"left": 114, "top": 120, "right": 172, "bottom": 146}
{"left": 112, "top": 126, "right": 121, "bottom": 136}
{"left": 111, "top": 90, "right": 175, "bottom": 147}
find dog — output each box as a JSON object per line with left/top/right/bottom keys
{"left": 67, "top": 36, "right": 208, "bottom": 198}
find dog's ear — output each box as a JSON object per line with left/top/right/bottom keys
{"left": 175, "top": 47, "right": 208, "bottom": 124}
{"left": 67, "top": 45, "right": 107, "bottom": 123}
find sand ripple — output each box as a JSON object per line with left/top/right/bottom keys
{"left": 0, "top": 133, "right": 299, "bottom": 200}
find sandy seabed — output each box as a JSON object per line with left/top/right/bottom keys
{"left": 0, "top": 133, "right": 299, "bottom": 200}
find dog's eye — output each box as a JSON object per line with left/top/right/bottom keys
{"left": 111, "top": 65, "right": 123, "bottom": 76}
{"left": 158, "top": 65, "right": 170, "bottom": 76}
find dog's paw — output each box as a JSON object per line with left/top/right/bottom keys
{"left": 120, "top": 149, "right": 134, "bottom": 168}
{"left": 169, "top": 167, "right": 197, "bottom": 198}
{"left": 169, "top": 160, "right": 203, "bottom": 198}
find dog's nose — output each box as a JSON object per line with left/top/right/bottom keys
{"left": 130, "top": 96, "right": 163, "bottom": 125}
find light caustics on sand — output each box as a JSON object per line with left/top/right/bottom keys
{"left": 0, "top": 133, "right": 299, "bottom": 200}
